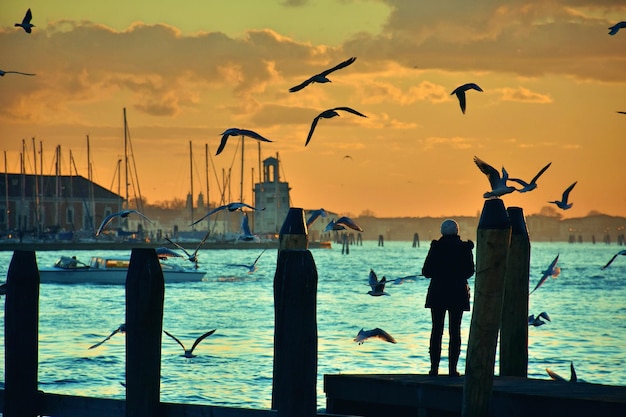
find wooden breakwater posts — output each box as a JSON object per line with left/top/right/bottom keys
{"left": 462, "top": 199, "right": 511, "bottom": 417}
{"left": 272, "top": 207, "right": 318, "bottom": 417}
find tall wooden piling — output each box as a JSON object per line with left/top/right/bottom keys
{"left": 4, "top": 251, "right": 40, "bottom": 417}
{"left": 500, "top": 207, "right": 529, "bottom": 377}
{"left": 125, "top": 248, "right": 164, "bottom": 417}
{"left": 272, "top": 208, "right": 318, "bottom": 417}
{"left": 462, "top": 199, "right": 511, "bottom": 417}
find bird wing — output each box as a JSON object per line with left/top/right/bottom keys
{"left": 191, "top": 205, "right": 228, "bottom": 226}
{"left": 289, "top": 77, "right": 315, "bottom": 93}
{"left": 252, "top": 249, "right": 266, "bottom": 266}
{"left": 165, "top": 237, "right": 194, "bottom": 260}
{"left": 164, "top": 330, "right": 187, "bottom": 351}
{"left": 508, "top": 177, "right": 530, "bottom": 187}
{"left": 332, "top": 106, "right": 367, "bottom": 118}
{"left": 368, "top": 328, "right": 397, "bottom": 344}
{"left": 238, "top": 129, "right": 272, "bottom": 143}
{"left": 601, "top": 252, "right": 621, "bottom": 270}
{"left": 546, "top": 368, "right": 567, "bottom": 382}
{"left": 305, "top": 115, "right": 323, "bottom": 146}
{"left": 336, "top": 216, "right": 363, "bottom": 232}
{"left": 569, "top": 362, "right": 577, "bottom": 382}
{"left": 215, "top": 132, "right": 231, "bottom": 155}
{"left": 319, "top": 57, "right": 357, "bottom": 77}
{"left": 531, "top": 254, "right": 559, "bottom": 294}
{"left": 23, "top": 8, "right": 33, "bottom": 24}
{"left": 241, "top": 212, "right": 252, "bottom": 236}
{"left": 474, "top": 157, "right": 501, "bottom": 191}
{"left": 88, "top": 326, "right": 122, "bottom": 349}
{"left": 95, "top": 213, "right": 117, "bottom": 236}
{"left": 465, "top": 83, "right": 483, "bottom": 92}
{"left": 538, "top": 311, "right": 551, "bottom": 322}
{"left": 561, "top": 181, "right": 577, "bottom": 203}
{"left": 455, "top": 90, "right": 467, "bottom": 114}
{"left": 529, "top": 162, "right": 552, "bottom": 184}
{"left": 189, "top": 329, "right": 217, "bottom": 353}
{"left": 368, "top": 269, "right": 379, "bottom": 286}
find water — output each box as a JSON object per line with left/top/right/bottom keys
{"left": 0, "top": 241, "right": 625, "bottom": 410}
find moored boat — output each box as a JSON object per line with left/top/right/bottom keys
{"left": 38, "top": 255, "right": 206, "bottom": 285}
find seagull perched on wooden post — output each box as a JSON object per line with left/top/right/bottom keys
{"left": 15, "top": 8, "right": 34, "bottom": 33}
{"left": 473, "top": 156, "right": 518, "bottom": 198}
{"left": 289, "top": 57, "right": 356, "bottom": 92}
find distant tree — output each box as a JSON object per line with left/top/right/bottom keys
{"left": 538, "top": 205, "right": 562, "bottom": 219}
{"left": 154, "top": 198, "right": 186, "bottom": 210}
{"left": 359, "top": 209, "right": 376, "bottom": 218}
{"left": 587, "top": 210, "right": 605, "bottom": 217}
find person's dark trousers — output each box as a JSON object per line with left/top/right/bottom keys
{"left": 429, "top": 308, "right": 464, "bottom": 376}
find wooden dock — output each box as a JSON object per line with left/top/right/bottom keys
{"left": 324, "top": 374, "right": 626, "bottom": 417}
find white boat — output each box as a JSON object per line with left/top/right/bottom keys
{"left": 38, "top": 255, "right": 206, "bottom": 285}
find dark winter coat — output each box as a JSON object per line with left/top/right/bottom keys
{"left": 422, "top": 235, "right": 475, "bottom": 311}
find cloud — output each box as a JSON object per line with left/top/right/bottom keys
{"left": 420, "top": 136, "right": 476, "bottom": 150}
{"left": 496, "top": 86, "right": 553, "bottom": 103}
{"left": 356, "top": 80, "right": 449, "bottom": 105}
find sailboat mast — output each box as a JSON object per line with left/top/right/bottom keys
{"left": 39, "top": 140, "right": 43, "bottom": 234}
{"left": 32, "top": 137, "right": 39, "bottom": 236}
{"left": 123, "top": 107, "right": 128, "bottom": 210}
{"left": 189, "top": 140, "right": 194, "bottom": 228}
{"left": 240, "top": 135, "right": 244, "bottom": 202}
{"left": 4, "top": 151, "right": 9, "bottom": 230}
{"left": 205, "top": 143, "right": 209, "bottom": 211}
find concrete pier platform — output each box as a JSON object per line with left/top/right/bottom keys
{"left": 324, "top": 374, "right": 626, "bottom": 417}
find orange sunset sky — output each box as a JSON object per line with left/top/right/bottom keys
{"left": 1, "top": 1, "right": 625, "bottom": 219}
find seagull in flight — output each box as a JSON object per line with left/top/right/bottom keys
{"left": 548, "top": 181, "right": 577, "bottom": 210}
{"left": 15, "top": 8, "right": 34, "bottom": 33}
{"left": 354, "top": 328, "right": 397, "bottom": 345}
{"left": 451, "top": 83, "right": 483, "bottom": 114}
{"left": 546, "top": 362, "right": 577, "bottom": 382}
{"left": 165, "top": 230, "right": 211, "bottom": 265}
{"left": 473, "top": 156, "right": 518, "bottom": 198}
{"left": 508, "top": 162, "right": 552, "bottom": 193}
{"left": 88, "top": 324, "right": 126, "bottom": 349}
{"left": 530, "top": 254, "right": 560, "bottom": 295}
{"left": 305, "top": 107, "right": 367, "bottom": 146}
{"left": 191, "top": 202, "right": 264, "bottom": 226}
{"left": 238, "top": 212, "right": 259, "bottom": 242}
{"left": 601, "top": 249, "right": 626, "bottom": 270}
{"left": 608, "top": 21, "right": 626, "bottom": 35}
{"left": 367, "top": 269, "right": 389, "bottom": 296}
{"left": 0, "top": 70, "right": 36, "bottom": 77}
{"left": 216, "top": 128, "right": 272, "bottom": 156}
{"left": 324, "top": 216, "right": 363, "bottom": 232}
{"left": 289, "top": 57, "right": 356, "bottom": 93}
{"left": 96, "top": 209, "right": 152, "bottom": 237}
{"left": 528, "top": 311, "right": 551, "bottom": 327}
{"left": 227, "top": 249, "right": 266, "bottom": 273}
{"left": 164, "top": 329, "right": 216, "bottom": 358}
{"left": 306, "top": 208, "right": 328, "bottom": 228}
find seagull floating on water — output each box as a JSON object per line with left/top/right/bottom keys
{"left": 324, "top": 216, "right": 363, "bottom": 232}
{"left": 608, "top": 21, "right": 626, "bottom": 35}
{"left": 191, "top": 202, "right": 264, "bottom": 226}
{"left": 15, "top": 8, "right": 34, "bottom": 33}
{"left": 289, "top": 57, "right": 356, "bottom": 93}
{"left": 530, "top": 254, "right": 560, "bottom": 295}
{"left": 216, "top": 128, "right": 272, "bottom": 156}
{"left": 305, "top": 107, "right": 367, "bottom": 146}
{"left": 451, "top": 83, "right": 483, "bottom": 114}
{"left": 601, "top": 249, "right": 626, "bottom": 270}
{"left": 546, "top": 362, "right": 577, "bottom": 382}
{"left": 96, "top": 209, "right": 152, "bottom": 237}
{"left": 548, "top": 181, "right": 577, "bottom": 210}
{"left": 227, "top": 249, "right": 266, "bottom": 273}
{"left": 164, "top": 329, "right": 216, "bottom": 358}
{"left": 367, "top": 269, "right": 389, "bottom": 296}
{"left": 528, "top": 311, "right": 551, "bottom": 327}
{"left": 89, "top": 324, "right": 126, "bottom": 349}
{"left": 508, "top": 162, "right": 552, "bottom": 193}
{"left": 0, "top": 69, "right": 36, "bottom": 77}
{"left": 473, "top": 156, "right": 518, "bottom": 198}
{"left": 306, "top": 208, "right": 328, "bottom": 228}
{"left": 354, "top": 328, "right": 397, "bottom": 345}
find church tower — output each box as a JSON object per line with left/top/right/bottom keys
{"left": 254, "top": 155, "right": 291, "bottom": 234}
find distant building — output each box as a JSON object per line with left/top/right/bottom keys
{"left": 0, "top": 173, "right": 122, "bottom": 234}
{"left": 254, "top": 156, "right": 291, "bottom": 234}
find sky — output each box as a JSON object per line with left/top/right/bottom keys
{"left": 1, "top": 0, "right": 625, "bottom": 219}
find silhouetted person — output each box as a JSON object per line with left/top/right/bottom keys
{"left": 422, "top": 219, "right": 475, "bottom": 377}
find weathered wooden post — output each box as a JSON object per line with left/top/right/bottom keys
{"left": 126, "top": 248, "right": 164, "bottom": 417}
{"left": 272, "top": 208, "right": 318, "bottom": 417}
{"left": 4, "top": 251, "right": 40, "bottom": 417}
{"left": 462, "top": 199, "right": 511, "bottom": 417}
{"left": 500, "top": 207, "right": 529, "bottom": 377}
{"left": 378, "top": 234, "right": 384, "bottom": 247}
{"left": 412, "top": 232, "right": 420, "bottom": 248}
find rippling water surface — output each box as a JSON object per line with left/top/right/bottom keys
{"left": 1, "top": 241, "right": 625, "bottom": 410}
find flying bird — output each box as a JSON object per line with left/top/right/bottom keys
{"left": 508, "top": 162, "right": 552, "bottom": 193}
{"left": 306, "top": 208, "right": 328, "bottom": 228}
{"left": 530, "top": 254, "right": 560, "bottom": 295}
{"left": 191, "top": 202, "right": 264, "bottom": 226}
{"left": 289, "top": 57, "right": 356, "bottom": 93}
{"left": 305, "top": 107, "right": 367, "bottom": 146}
{"left": 528, "top": 311, "right": 551, "bottom": 327}
{"left": 238, "top": 212, "right": 259, "bottom": 242}
{"left": 96, "top": 209, "right": 152, "bottom": 237}
{"left": 15, "top": 8, "right": 34, "bottom": 33}
{"left": 0, "top": 70, "right": 36, "bottom": 77}
{"left": 226, "top": 249, "right": 266, "bottom": 273}
{"left": 367, "top": 269, "right": 389, "bottom": 296}
{"left": 608, "top": 21, "right": 626, "bottom": 35}
{"left": 451, "top": 83, "right": 483, "bottom": 114}
{"left": 164, "top": 329, "right": 216, "bottom": 358}
{"left": 216, "top": 128, "right": 272, "bottom": 156}
{"left": 600, "top": 249, "right": 626, "bottom": 270}
{"left": 546, "top": 362, "right": 577, "bottom": 382}
{"left": 324, "top": 216, "right": 363, "bottom": 232}
{"left": 88, "top": 324, "right": 126, "bottom": 349}
{"left": 155, "top": 246, "right": 184, "bottom": 260}
{"left": 473, "top": 156, "right": 518, "bottom": 198}
{"left": 618, "top": 111, "right": 626, "bottom": 115}
{"left": 548, "top": 181, "right": 577, "bottom": 210}
{"left": 165, "top": 230, "right": 211, "bottom": 265}
{"left": 386, "top": 275, "right": 421, "bottom": 285}
{"left": 354, "top": 328, "right": 397, "bottom": 345}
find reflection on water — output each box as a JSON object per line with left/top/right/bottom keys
{"left": 0, "top": 241, "right": 625, "bottom": 409}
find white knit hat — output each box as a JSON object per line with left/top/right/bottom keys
{"left": 441, "top": 219, "right": 459, "bottom": 236}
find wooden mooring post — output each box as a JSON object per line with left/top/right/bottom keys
{"left": 462, "top": 199, "right": 511, "bottom": 417}
{"left": 500, "top": 207, "right": 529, "bottom": 377}
{"left": 272, "top": 208, "right": 318, "bottom": 417}
{"left": 4, "top": 250, "right": 40, "bottom": 417}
